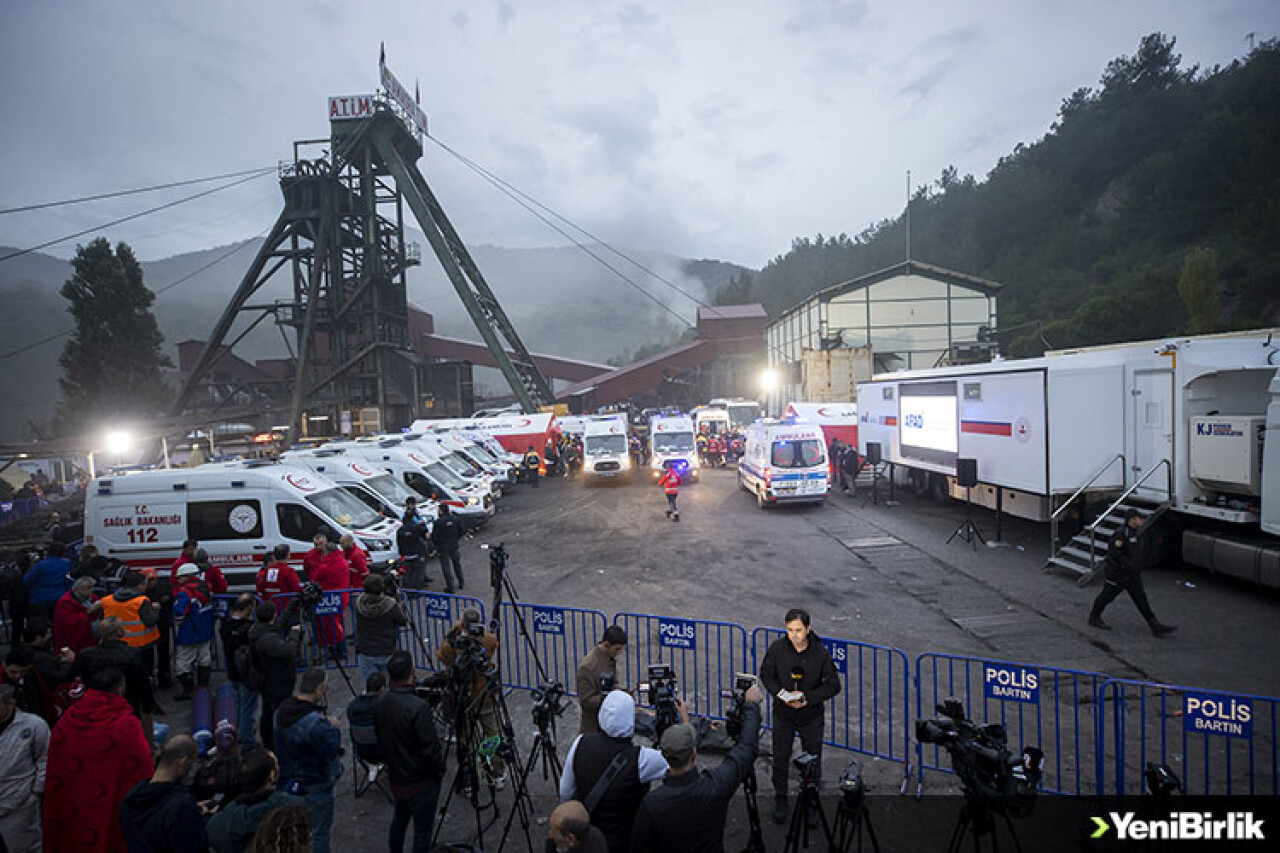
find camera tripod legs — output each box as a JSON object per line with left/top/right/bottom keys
{"left": 496, "top": 727, "right": 561, "bottom": 852}
{"left": 831, "top": 800, "right": 882, "bottom": 853}
{"left": 781, "top": 784, "right": 834, "bottom": 852}
{"left": 944, "top": 801, "right": 1021, "bottom": 853}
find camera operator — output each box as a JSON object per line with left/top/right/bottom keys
{"left": 374, "top": 650, "right": 446, "bottom": 853}
{"left": 436, "top": 608, "right": 503, "bottom": 783}
{"left": 576, "top": 626, "right": 628, "bottom": 735}
{"left": 630, "top": 680, "right": 765, "bottom": 853}
{"left": 559, "top": 690, "right": 671, "bottom": 853}
{"left": 758, "top": 608, "right": 840, "bottom": 824}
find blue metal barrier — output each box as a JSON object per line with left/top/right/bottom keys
{"left": 0, "top": 497, "right": 43, "bottom": 527}
{"left": 612, "top": 612, "right": 749, "bottom": 721}
{"left": 397, "top": 589, "right": 487, "bottom": 672}
{"left": 915, "top": 653, "right": 1106, "bottom": 796}
{"left": 1096, "top": 678, "right": 1279, "bottom": 795}
{"left": 497, "top": 602, "right": 607, "bottom": 693}
{"left": 752, "top": 628, "right": 911, "bottom": 775}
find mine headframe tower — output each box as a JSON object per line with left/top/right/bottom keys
{"left": 172, "top": 100, "right": 553, "bottom": 442}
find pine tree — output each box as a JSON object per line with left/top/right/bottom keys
{"left": 1178, "top": 247, "right": 1220, "bottom": 335}
{"left": 57, "top": 238, "right": 173, "bottom": 430}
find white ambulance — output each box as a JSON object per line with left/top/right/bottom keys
{"left": 582, "top": 414, "right": 633, "bottom": 482}
{"left": 648, "top": 413, "right": 699, "bottom": 482}
{"left": 325, "top": 440, "right": 494, "bottom": 528}
{"left": 276, "top": 449, "right": 433, "bottom": 521}
{"left": 83, "top": 462, "right": 401, "bottom": 588}
{"left": 738, "top": 419, "right": 830, "bottom": 508}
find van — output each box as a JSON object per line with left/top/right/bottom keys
{"left": 397, "top": 436, "right": 501, "bottom": 500}
{"left": 409, "top": 420, "right": 523, "bottom": 468}
{"left": 414, "top": 432, "right": 513, "bottom": 490}
{"left": 325, "top": 440, "right": 493, "bottom": 529}
{"left": 277, "top": 449, "right": 434, "bottom": 522}
{"left": 582, "top": 415, "right": 633, "bottom": 482}
{"left": 83, "top": 462, "right": 401, "bottom": 589}
{"left": 738, "top": 419, "right": 830, "bottom": 508}
{"left": 647, "top": 413, "right": 699, "bottom": 482}
{"left": 693, "top": 407, "right": 731, "bottom": 435}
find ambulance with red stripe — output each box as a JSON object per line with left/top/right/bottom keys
{"left": 738, "top": 418, "right": 830, "bottom": 508}
{"left": 83, "top": 462, "right": 400, "bottom": 591}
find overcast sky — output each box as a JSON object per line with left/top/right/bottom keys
{"left": 1, "top": 1, "right": 1273, "bottom": 270}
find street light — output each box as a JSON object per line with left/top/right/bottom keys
{"left": 759, "top": 368, "right": 779, "bottom": 417}
{"left": 105, "top": 431, "right": 133, "bottom": 456}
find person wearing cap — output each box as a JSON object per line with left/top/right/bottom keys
{"left": 172, "top": 562, "right": 216, "bottom": 700}
{"left": 1089, "top": 509, "right": 1177, "bottom": 636}
{"left": 558, "top": 690, "right": 670, "bottom": 852}
{"left": 630, "top": 681, "right": 765, "bottom": 853}
{"left": 758, "top": 607, "right": 840, "bottom": 824}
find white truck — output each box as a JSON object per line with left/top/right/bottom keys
{"left": 648, "top": 413, "right": 699, "bottom": 482}
{"left": 83, "top": 461, "right": 400, "bottom": 588}
{"left": 855, "top": 330, "right": 1280, "bottom": 587}
{"left": 581, "top": 413, "right": 633, "bottom": 483}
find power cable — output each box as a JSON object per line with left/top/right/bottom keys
{"left": 0, "top": 166, "right": 274, "bottom": 216}
{"left": 0, "top": 228, "right": 268, "bottom": 363}
{"left": 0, "top": 170, "right": 273, "bottom": 265}
{"left": 426, "top": 134, "right": 715, "bottom": 325}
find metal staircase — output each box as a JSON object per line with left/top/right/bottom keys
{"left": 1044, "top": 458, "right": 1173, "bottom": 585}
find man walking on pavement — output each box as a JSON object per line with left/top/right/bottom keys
{"left": 1089, "top": 509, "right": 1177, "bottom": 636}
{"left": 430, "top": 503, "right": 465, "bottom": 593}
{"left": 658, "top": 462, "right": 682, "bottom": 522}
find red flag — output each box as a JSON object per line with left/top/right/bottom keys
{"left": 379, "top": 42, "right": 386, "bottom": 66}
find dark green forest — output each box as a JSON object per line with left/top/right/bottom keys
{"left": 715, "top": 34, "right": 1280, "bottom": 357}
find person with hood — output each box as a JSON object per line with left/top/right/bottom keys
{"left": 43, "top": 667, "right": 152, "bottom": 853}
{"left": 248, "top": 603, "right": 300, "bottom": 750}
{"left": 21, "top": 541, "right": 71, "bottom": 621}
{"left": 173, "top": 562, "right": 216, "bottom": 700}
{"left": 558, "top": 690, "right": 669, "bottom": 852}
{"left": 758, "top": 608, "right": 841, "bottom": 825}
{"left": 0, "top": 683, "right": 49, "bottom": 853}
{"left": 207, "top": 749, "right": 304, "bottom": 853}
{"left": 118, "top": 733, "right": 209, "bottom": 853}
{"left": 54, "top": 574, "right": 102, "bottom": 654}
{"left": 221, "top": 594, "right": 260, "bottom": 748}
{"left": 1089, "top": 509, "right": 1177, "bottom": 636}
{"left": 101, "top": 569, "right": 161, "bottom": 679}
{"left": 273, "top": 668, "right": 342, "bottom": 853}
{"left": 353, "top": 573, "right": 407, "bottom": 680}
{"left": 309, "top": 541, "right": 351, "bottom": 661}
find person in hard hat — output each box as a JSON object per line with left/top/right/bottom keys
{"left": 658, "top": 463, "right": 682, "bottom": 522}
{"left": 1088, "top": 509, "right": 1177, "bottom": 636}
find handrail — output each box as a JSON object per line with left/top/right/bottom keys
{"left": 1049, "top": 453, "right": 1124, "bottom": 553}
{"left": 1086, "top": 459, "right": 1172, "bottom": 571}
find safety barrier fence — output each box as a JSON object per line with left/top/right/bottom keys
{"left": 915, "top": 653, "right": 1108, "bottom": 796}
{"left": 0, "top": 497, "right": 44, "bottom": 527}
{"left": 1096, "top": 678, "right": 1279, "bottom": 796}
{"left": 170, "top": 592, "right": 1280, "bottom": 797}
{"left": 753, "top": 627, "right": 911, "bottom": 776}
{"left": 613, "top": 612, "right": 750, "bottom": 722}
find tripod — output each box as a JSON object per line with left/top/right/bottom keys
{"left": 829, "top": 791, "right": 881, "bottom": 853}
{"left": 287, "top": 596, "right": 358, "bottom": 696}
{"left": 497, "top": 702, "right": 564, "bottom": 851}
{"left": 946, "top": 487, "right": 986, "bottom": 550}
{"left": 781, "top": 780, "right": 834, "bottom": 852}
{"left": 737, "top": 767, "right": 767, "bottom": 853}
{"left": 432, "top": 667, "right": 507, "bottom": 851}
{"left": 944, "top": 794, "right": 1021, "bottom": 853}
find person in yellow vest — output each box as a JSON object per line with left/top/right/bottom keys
{"left": 102, "top": 569, "right": 162, "bottom": 680}
{"left": 522, "top": 446, "right": 542, "bottom": 488}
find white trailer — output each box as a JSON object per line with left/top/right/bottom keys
{"left": 856, "top": 331, "right": 1280, "bottom": 587}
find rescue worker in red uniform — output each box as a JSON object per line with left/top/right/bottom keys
{"left": 256, "top": 544, "right": 301, "bottom": 614}
{"left": 658, "top": 464, "right": 682, "bottom": 522}
{"left": 310, "top": 541, "right": 351, "bottom": 661}
{"left": 302, "top": 531, "right": 328, "bottom": 578}
{"left": 340, "top": 533, "right": 370, "bottom": 588}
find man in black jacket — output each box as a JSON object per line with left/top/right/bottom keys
{"left": 375, "top": 650, "right": 446, "bottom": 853}
{"left": 429, "top": 504, "right": 465, "bottom": 593}
{"left": 354, "top": 573, "right": 408, "bottom": 680}
{"left": 221, "top": 594, "right": 259, "bottom": 748}
{"left": 1089, "top": 509, "right": 1177, "bottom": 636}
{"left": 119, "top": 733, "right": 209, "bottom": 853}
{"left": 630, "top": 682, "right": 765, "bottom": 853}
{"left": 75, "top": 616, "right": 156, "bottom": 721}
{"left": 248, "top": 602, "right": 300, "bottom": 749}
{"left": 758, "top": 608, "right": 840, "bottom": 824}
{"left": 398, "top": 497, "right": 432, "bottom": 589}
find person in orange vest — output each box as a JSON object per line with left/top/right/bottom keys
{"left": 658, "top": 463, "right": 682, "bottom": 522}
{"left": 101, "top": 569, "right": 161, "bottom": 678}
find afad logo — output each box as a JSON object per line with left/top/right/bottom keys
{"left": 285, "top": 473, "right": 317, "bottom": 492}
{"left": 1090, "top": 811, "right": 1265, "bottom": 841}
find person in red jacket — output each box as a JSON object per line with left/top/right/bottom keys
{"left": 302, "top": 531, "right": 329, "bottom": 579}
{"left": 340, "top": 533, "right": 369, "bottom": 588}
{"left": 310, "top": 541, "right": 351, "bottom": 661}
{"left": 43, "top": 667, "right": 152, "bottom": 853}
{"left": 54, "top": 575, "right": 102, "bottom": 654}
{"left": 658, "top": 463, "right": 682, "bottom": 522}
{"left": 257, "top": 544, "right": 301, "bottom": 613}
{"left": 192, "top": 547, "right": 229, "bottom": 595}
{"left": 167, "top": 539, "right": 198, "bottom": 586}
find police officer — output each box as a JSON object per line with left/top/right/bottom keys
{"left": 397, "top": 496, "right": 431, "bottom": 589}
{"left": 758, "top": 608, "right": 840, "bottom": 824}
{"left": 429, "top": 504, "right": 465, "bottom": 593}
{"left": 1089, "top": 509, "right": 1177, "bottom": 636}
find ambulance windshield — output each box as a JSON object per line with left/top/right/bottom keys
{"left": 654, "top": 432, "right": 694, "bottom": 453}
{"left": 771, "top": 439, "right": 825, "bottom": 469}
{"left": 306, "top": 487, "right": 381, "bottom": 530}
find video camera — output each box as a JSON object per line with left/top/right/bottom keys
{"left": 295, "top": 581, "right": 324, "bottom": 610}
{"left": 638, "top": 663, "right": 681, "bottom": 737}
{"left": 531, "top": 680, "right": 569, "bottom": 728}
{"left": 916, "top": 699, "right": 1043, "bottom": 816}
{"left": 720, "top": 673, "right": 757, "bottom": 740}
{"left": 599, "top": 672, "right": 617, "bottom": 693}
{"left": 793, "top": 751, "right": 822, "bottom": 785}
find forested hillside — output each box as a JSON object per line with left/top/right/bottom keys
{"left": 716, "top": 34, "right": 1280, "bottom": 357}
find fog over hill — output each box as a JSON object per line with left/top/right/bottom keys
{"left": 0, "top": 237, "right": 749, "bottom": 439}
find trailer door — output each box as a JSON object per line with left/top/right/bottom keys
{"left": 1131, "top": 369, "right": 1173, "bottom": 499}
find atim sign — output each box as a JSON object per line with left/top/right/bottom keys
{"left": 329, "top": 95, "right": 375, "bottom": 120}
